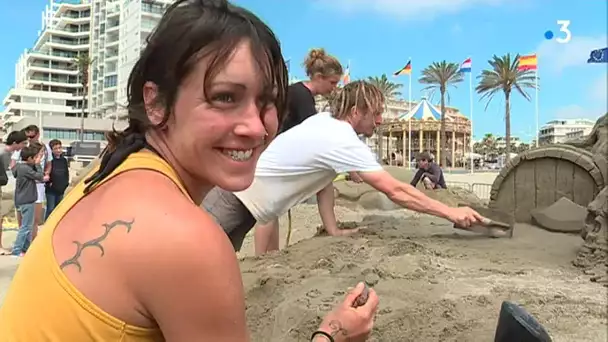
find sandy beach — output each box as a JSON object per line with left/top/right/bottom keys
{"left": 1, "top": 168, "right": 606, "bottom": 341}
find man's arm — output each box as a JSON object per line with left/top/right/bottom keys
{"left": 359, "top": 170, "right": 453, "bottom": 219}
{"left": 316, "top": 183, "right": 342, "bottom": 236}
{"left": 10, "top": 151, "right": 19, "bottom": 170}
{"left": 44, "top": 145, "right": 52, "bottom": 177}
{"left": 134, "top": 207, "right": 249, "bottom": 342}
{"left": 410, "top": 168, "right": 424, "bottom": 187}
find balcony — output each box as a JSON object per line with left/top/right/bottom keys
{"left": 28, "top": 75, "right": 81, "bottom": 87}
{"left": 141, "top": 2, "right": 166, "bottom": 16}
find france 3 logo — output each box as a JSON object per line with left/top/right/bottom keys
{"left": 544, "top": 20, "right": 571, "bottom": 44}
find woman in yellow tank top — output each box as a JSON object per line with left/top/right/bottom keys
{"left": 0, "top": 0, "right": 379, "bottom": 341}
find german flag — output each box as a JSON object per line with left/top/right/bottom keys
{"left": 517, "top": 54, "right": 537, "bottom": 71}
{"left": 393, "top": 60, "right": 412, "bottom": 76}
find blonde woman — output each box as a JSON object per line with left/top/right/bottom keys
{"left": 280, "top": 48, "right": 343, "bottom": 133}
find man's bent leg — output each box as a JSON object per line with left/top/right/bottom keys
{"left": 254, "top": 219, "right": 279, "bottom": 256}
{"left": 422, "top": 177, "right": 436, "bottom": 190}
{"left": 202, "top": 187, "right": 256, "bottom": 252}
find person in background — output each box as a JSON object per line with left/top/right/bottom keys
{"left": 11, "top": 145, "right": 49, "bottom": 257}
{"left": 45, "top": 139, "right": 69, "bottom": 220}
{"left": 280, "top": 48, "right": 342, "bottom": 134}
{"left": 0, "top": 131, "right": 28, "bottom": 255}
{"left": 10, "top": 125, "right": 53, "bottom": 236}
{"left": 410, "top": 151, "right": 447, "bottom": 190}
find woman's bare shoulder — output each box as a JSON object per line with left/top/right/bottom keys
{"left": 90, "top": 170, "right": 230, "bottom": 253}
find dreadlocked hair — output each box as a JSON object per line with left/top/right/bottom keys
{"left": 329, "top": 80, "right": 385, "bottom": 120}
{"left": 82, "top": 0, "right": 288, "bottom": 194}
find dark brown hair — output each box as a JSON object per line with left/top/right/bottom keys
{"left": 84, "top": 0, "right": 288, "bottom": 192}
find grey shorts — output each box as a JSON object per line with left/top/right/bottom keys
{"left": 202, "top": 187, "right": 256, "bottom": 252}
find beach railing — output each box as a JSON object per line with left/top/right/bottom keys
{"left": 446, "top": 181, "right": 493, "bottom": 202}
{"left": 472, "top": 183, "right": 492, "bottom": 200}
{"left": 446, "top": 181, "right": 471, "bottom": 191}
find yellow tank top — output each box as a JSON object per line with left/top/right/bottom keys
{"left": 0, "top": 150, "right": 192, "bottom": 341}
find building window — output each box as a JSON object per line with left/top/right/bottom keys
{"left": 45, "top": 128, "right": 107, "bottom": 141}
{"left": 104, "top": 75, "right": 117, "bottom": 88}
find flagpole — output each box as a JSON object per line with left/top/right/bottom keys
{"left": 469, "top": 68, "right": 474, "bottom": 174}
{"left": 535, "top": 61, "right": 539, "bottom": 147}
{"left": 408, "top": 58, "right": 412, "bottom": 169}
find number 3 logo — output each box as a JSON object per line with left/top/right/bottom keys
{"left": 556, "top": 20, "right": 572, "bottom": 44}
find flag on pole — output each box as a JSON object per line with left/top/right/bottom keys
{"left": 393, "top": 60, "right": 412, "bottom": 76}
{"left": 342, "top": 62, "right": 351, "bottom": 84}
{"left": 517, "top": 54, "right": 537, "bottom": 71}
{"left": 459, "top": 58, "right": 472, "bottom": 73}
{"left": 587, "top": 47, "right": 608, "bottom": 63}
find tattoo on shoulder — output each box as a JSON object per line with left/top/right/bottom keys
{"left": 328, "top": 320, "right": 348, "bottom": 338}
{"left": 59, "top": 219, "right": 135, "bottom": 272}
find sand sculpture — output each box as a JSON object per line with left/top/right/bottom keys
{"left": 488, "top": 114, "right": 607, "bottom": 224}
{"left": 566, "top": 113, "right": 608, "bottom": 286}
{"left": 487, "top": 113, "right": 607, "bottom": 285}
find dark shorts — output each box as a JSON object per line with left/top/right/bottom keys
{"left": 202, "top": 187, "right": 256, "bottom": 252}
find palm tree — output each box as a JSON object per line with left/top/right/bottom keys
{"left": 476, "top": 54, "right": 536, "bottom": 161}
{"left": 419, "top": 61, "right": 464, "bottom": 167}
{"left": 71, "top": 53, "right": 94, "bottom": 142}
{"left": 367, "top": 74, "right": 402, "bottom": 99}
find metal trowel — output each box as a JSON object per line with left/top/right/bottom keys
{"left": 454, "top": 204, "right": 514, "bottom": 238}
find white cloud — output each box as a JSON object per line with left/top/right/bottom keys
{"left": 552, "top": 74, "right": 607, "bottom": 121}
{"left": 589, "top": 73, "right": 607, "bottom": 103}
{"left": 553, "top": 105, "right": 595, "bottom": 119}
{"left": 536, "top": 35, "right": 607, "bottom": 74}
{"left": 312, "top": 0, "right": 506, "bottom": 20}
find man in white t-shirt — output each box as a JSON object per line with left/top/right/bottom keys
{"left": 203, "top": 81, "right": 483, "bottom": 255}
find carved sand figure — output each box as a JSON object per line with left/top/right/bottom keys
{"left": 572, "top": 186, "right": 607, "bottom": 286}
{"left": 565, "top": 113, "right": 608, "bottom": 286}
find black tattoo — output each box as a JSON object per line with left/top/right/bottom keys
{"left": 60, "top": 219, "right": 135, "bottom": 272}
{"left": 328, "top": 320, "right": 348, "bottom": 338}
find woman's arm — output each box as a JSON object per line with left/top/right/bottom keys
{"left": 132, "top": 208, "right": 249, "bottom": 342}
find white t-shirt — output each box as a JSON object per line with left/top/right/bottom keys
{"left": 11, "top": 143, "right": 52, "bottom": 183}
{"left": 235, "top": 112, "right": 383, "bottom": 223}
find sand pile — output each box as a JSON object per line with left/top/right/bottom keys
{"left": 531, "top": 197, "right": 587, "bottom": 234}
{"left": 240, "top": 213, "right": 607, "bottom": 342}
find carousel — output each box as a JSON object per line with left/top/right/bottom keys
{"left": 374, "top": 97, "right": 472, "bottom": 167}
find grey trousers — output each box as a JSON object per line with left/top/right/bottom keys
{"left": 202, "top": 187, "right": 256, "bottom": 252}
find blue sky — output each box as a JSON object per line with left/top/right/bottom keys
{"left": 1, "top": 0, "right": 606, "bottom": 142}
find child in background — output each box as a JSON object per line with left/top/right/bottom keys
{"left": 11, "top": 145, "right": 49, "bottom": 257}
{"left": 45, "top": 139, "right": 69, "bottom": 219}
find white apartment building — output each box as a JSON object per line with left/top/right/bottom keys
{"left": 88, "top": 0, "right": 174, "bottom": 119}
{"left": 495, "top": 136, "right": 522, "bottom": 149}
{"left": 1, "top": 0, "right": 126, "bottom": 146}
{"left": 538, "top": 118, "right": 595, "bottom": 145}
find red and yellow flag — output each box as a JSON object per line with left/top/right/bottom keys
{"left": 341, "top": 65, "right": 351, "bottom": 84}
{"left": 393, "top": 60, "right": 412, "bottom": 76}
{"left": 518, "top": 54, "right": 537, "bottom": 71}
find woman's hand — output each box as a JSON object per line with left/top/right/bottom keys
{"left": 314, "top": 282, "right": 379, "bottom": 342}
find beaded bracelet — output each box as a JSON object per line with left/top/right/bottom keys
{"left": 310, "top": 330, "right": 335, "bottom": 342}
